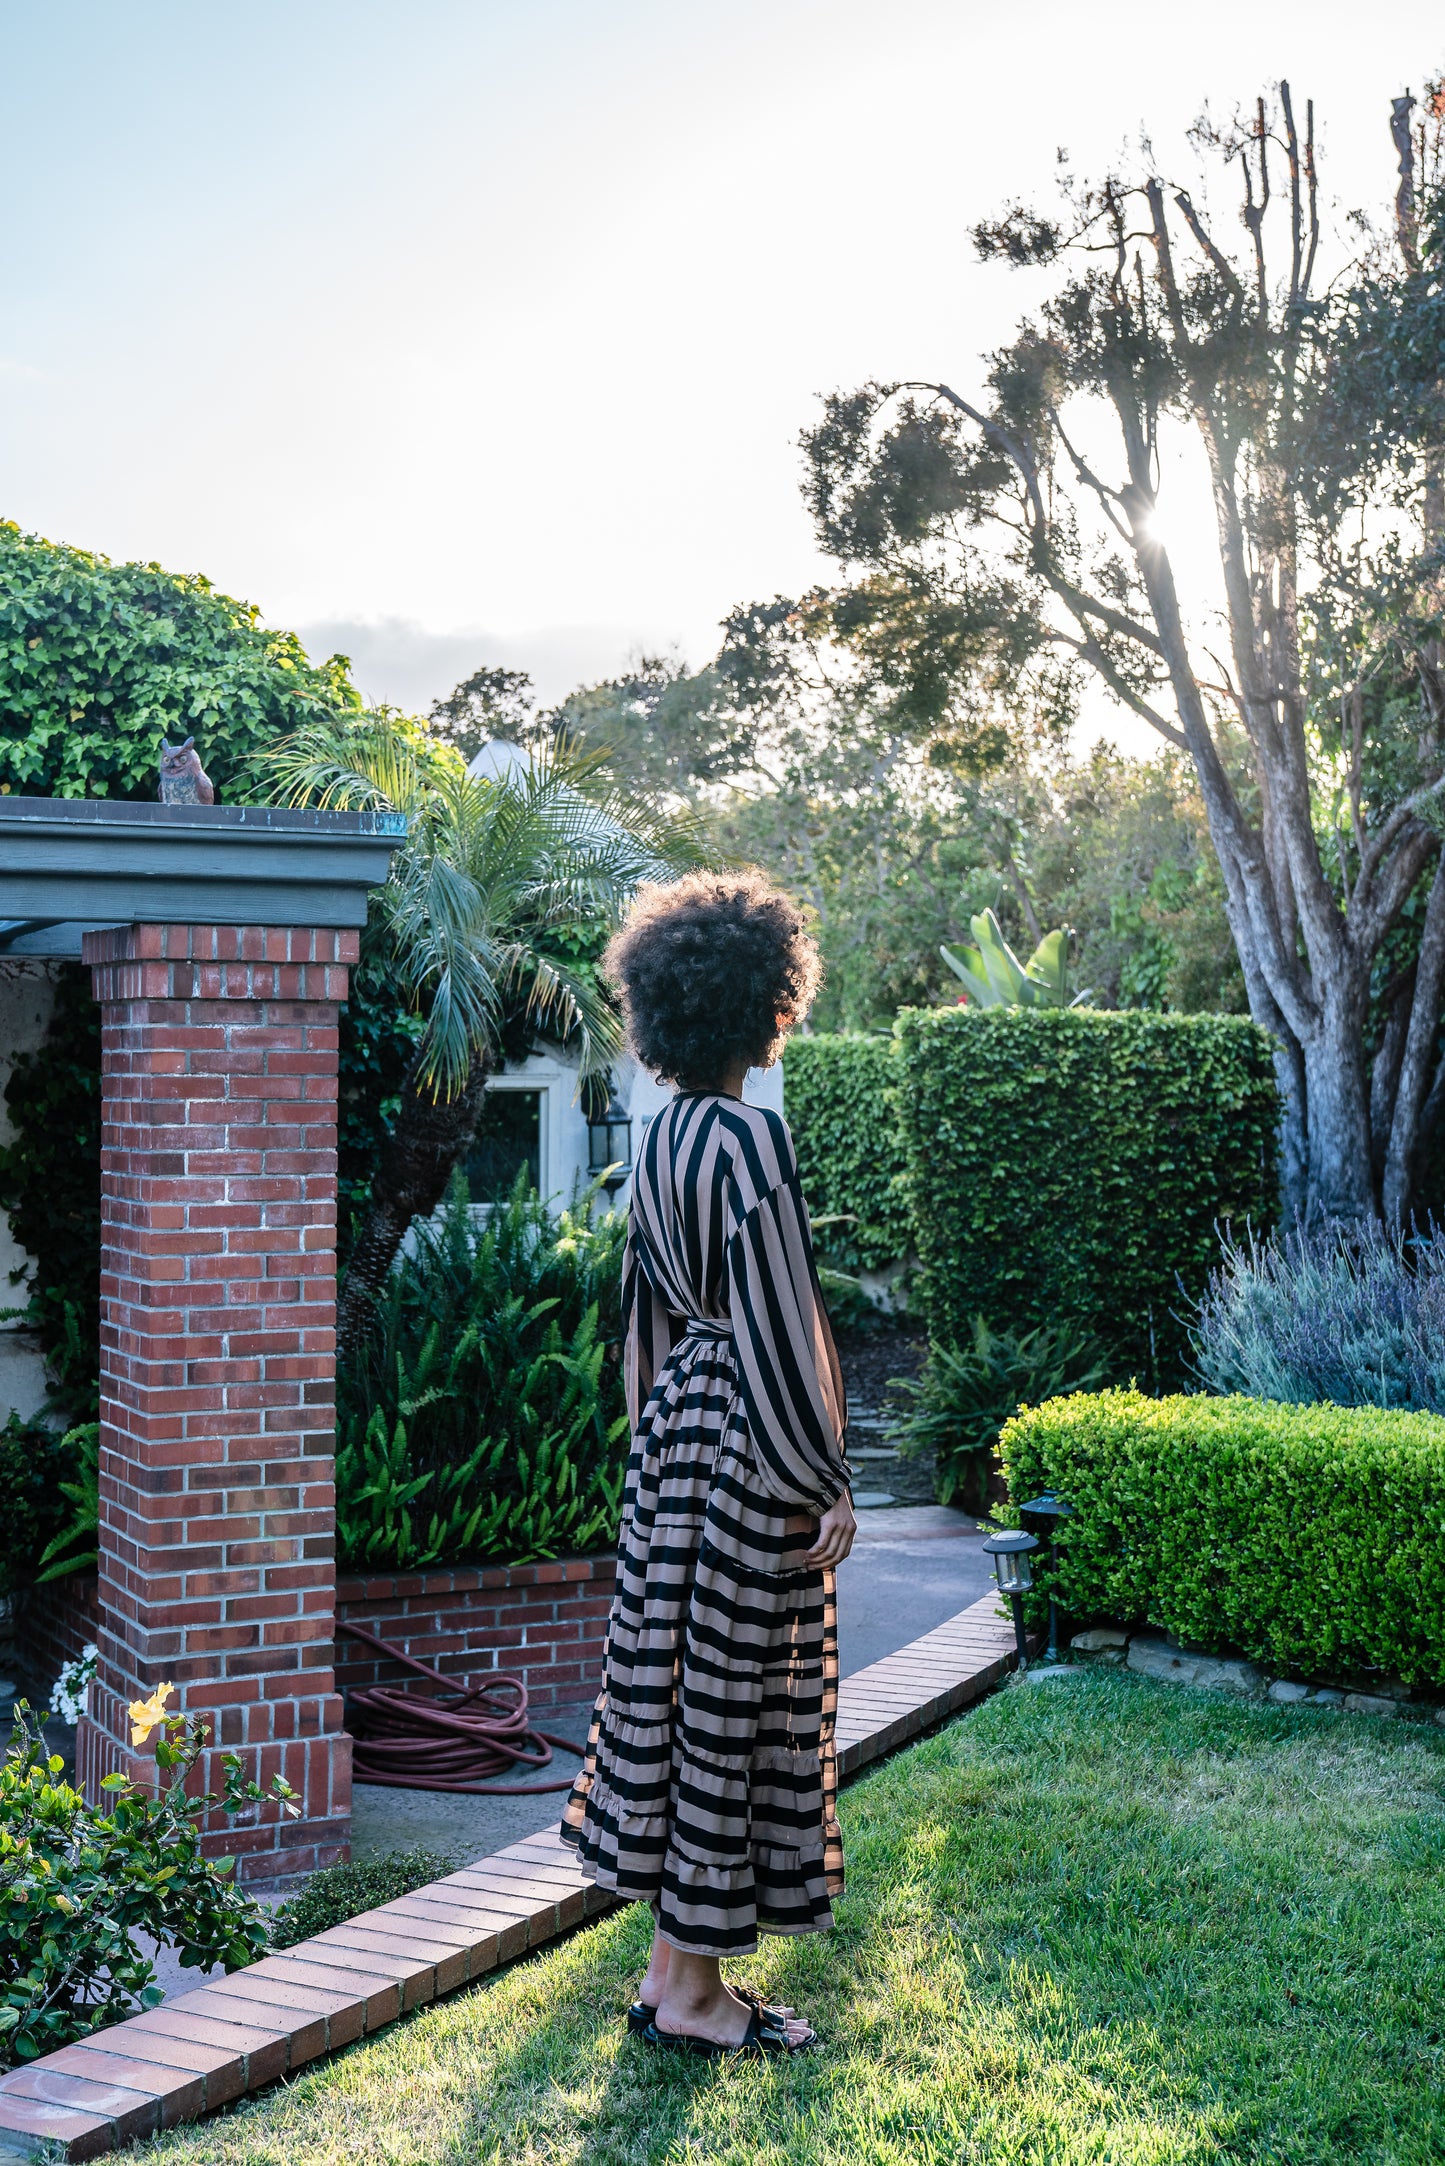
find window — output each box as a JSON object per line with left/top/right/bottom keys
{"left": 464, "top": 1088, "right": 543, "bottom": 1203}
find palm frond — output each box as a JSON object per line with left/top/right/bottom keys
{"left": 263, "top": 710, "right": 460, "bottom": 813}
{"left": 500, "top": 944, "right": 625, "bottom": 1077}
{"left": 261, "top": 708, "right": 716, "bottom": 1099}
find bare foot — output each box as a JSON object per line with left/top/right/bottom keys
{"left": 655, "top": 1981, "right": 812, "bottom": 2049}
{"left": 637, "top": 1954, "right": 797, "bottom": 2027}
{"left": 637, "top": 1934, "right": 671, "bottom": 2009}
{"left": 654, "top": 1979, "right": 758, "bottom": 2048}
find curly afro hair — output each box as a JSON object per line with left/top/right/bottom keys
{"left": 604, "top": 870, "right": 822, "bottom": 1091}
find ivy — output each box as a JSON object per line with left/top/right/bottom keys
{"left": 0, "top": 522, "right": 367, "bottom": 802}
{"left": 0, "top": 968, "right": 101, "bottom": 1414}
{"left": 0, "top": 1416, "right": 77, "bottom": 1597}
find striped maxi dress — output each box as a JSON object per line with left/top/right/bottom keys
{"left": 561, "top": 1089, "right": 852, "bottom": 1956}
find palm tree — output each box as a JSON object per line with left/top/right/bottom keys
{"left": 263, "top": 711, "right": 710, "bottom": 1361}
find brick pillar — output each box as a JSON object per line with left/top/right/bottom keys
{"left": 76, "top": 924, "right": 357, "bottom": 1881}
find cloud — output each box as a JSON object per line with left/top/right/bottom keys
{"left": 288, "top": 617, "right": 686, "bottom": 715}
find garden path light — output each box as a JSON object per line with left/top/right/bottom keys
{"left": 982, "top": 1528, "right": 1038, "bottom": 1671}
{"left": 1019, "top": 1492, "right": 1074, "bottom": 1663}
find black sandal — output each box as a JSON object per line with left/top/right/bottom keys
{"left": 644, "top": 2006, "right": 816, "bottom": 2058}
{"left": 626, "top": 1985, "right": 790, "bottom": 2036}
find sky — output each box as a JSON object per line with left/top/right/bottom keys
{"left": 3, "top": 0, "right": 1441, "bottom": 730}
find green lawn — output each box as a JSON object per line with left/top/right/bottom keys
{"left": 139, "top": 1671, "right": 1445, "bottom": 2166}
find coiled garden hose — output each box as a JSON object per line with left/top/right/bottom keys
{"left": 338, "top": 1618, "right": 587, "bottom": 1793}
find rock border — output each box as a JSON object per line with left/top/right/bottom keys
{"left": 1070, "top": 1625, "right": 1445, "bottom": 1723}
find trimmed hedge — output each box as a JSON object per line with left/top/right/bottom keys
{"left": 1001, "top": 1389, "right": 1445, "bottom": 1688}
{"left": 785, "top": 1034, "right": 911, "bottom": 1272}
{"left": 895, "top": 1008, "right": 1279, "bottom": 1384}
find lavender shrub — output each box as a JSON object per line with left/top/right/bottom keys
{"left": 1193, "top": 1220, "right": 1445, "bottom": 1410}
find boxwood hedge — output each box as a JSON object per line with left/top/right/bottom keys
{"left": 1001, "top": 1389, "right": 1445, "bottom": 1688}
{"left": 894, "top": 1007, "right": 1279, "bottom": 1384}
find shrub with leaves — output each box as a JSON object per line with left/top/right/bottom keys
{"left": 783, "top": 1033, "right": 911, "bottom": 1273}
{"left": 894, "top": 1006, "right": 1279, "bottom": 1387}
{"left": 271, "top": 1849, "right": 456, "bottom": 1949}
{"left": 888, "top": 1316, "right": 1108, "bottom": 1509}
{"left": 0, "top": 1415, "right": 80, "bottom": 1598}
{"left": 1000, "top": 1388, "right": 1445, "bottom": 1687}
{"left": 0, "top": 1691, "right": 290, "bottom": 2068}
{"left": 1193, "top": 1219, "right": 1445, "bottom": 1410}
{"left": 337, "top": 1172, "right": 629, "bottom": 1572}
{"left": 815, "top": 1265, "right": 887, "bottom": 1336}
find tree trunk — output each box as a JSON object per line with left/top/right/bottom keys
{"left": 335, "top": 1052, "right": 492, "bottom": 1366}
{"left": 1383, "top": 844, "right": 1445, "bottom": 1226}
{"left": 1300, "top": 977, "right": 1376, "bottom": 1222}
{"left": 1369, "top": 969, "right": 1413, "bottom": 1182}
{"left": 1269, "top": 1029, "right": 1310, "bottom": 1222}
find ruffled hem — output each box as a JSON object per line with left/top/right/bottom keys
{"left": 588, "top": 1714, "right": 672, "bottom": 1756}
{"left": 577, "top": 1774, "right": 671, "bottom": 1846}
{"left": 752, "top": 1836, "right": 826, "bottom": 1871}
{"left": 750, "top": 1745, "right": 820, "bottom": 1777}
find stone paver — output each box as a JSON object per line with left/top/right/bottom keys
{"left": 0, "top": 1593, "right": 1017, "bottom": 2161}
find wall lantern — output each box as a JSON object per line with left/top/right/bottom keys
{"left": 1019, "top": 1491, "right": 1074, "bottom": 1664}
{"left": 981, "top": 1527, "right": 1039, "bottom": 1671}
{"left": 587, "top": 1095, "right": 633, "bottom": 1195}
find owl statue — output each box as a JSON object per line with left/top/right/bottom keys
{"left": 158, "top": 737, "right": 215, "bottom": 805}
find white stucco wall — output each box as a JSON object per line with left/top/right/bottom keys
{"left": 482, "top": 1047, "right": 784, "bottom": 1214}
{"left": 0, "top": 962, "right": 62, "bottom": 1423}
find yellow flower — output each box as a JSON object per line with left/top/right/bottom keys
{"left": 128, "top": 1682, "right": 174, "bottom": 1747}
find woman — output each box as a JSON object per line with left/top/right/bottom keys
{"left": 562, "top": 870, "right": 856, "bottom": 2058}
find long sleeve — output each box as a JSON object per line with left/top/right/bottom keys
{"left": 726, "top": 1170, "right": 850, "bottom": 1515}
{"left": 621, "top": 1218, "right": 681, "bottom": 1432}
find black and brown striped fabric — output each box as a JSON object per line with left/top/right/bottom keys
{"left": 561, "top": 1089, "right": 851, "bottom": 1955}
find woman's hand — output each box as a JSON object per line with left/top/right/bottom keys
{"left": 805, "top": 1492, "right": 857, "bottom": 1569}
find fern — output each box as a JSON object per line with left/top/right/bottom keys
{"left": 336, "top": 1172, "right": 629, "bottom": 1572}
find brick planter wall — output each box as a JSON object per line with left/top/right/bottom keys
{"left": 21, "top": 1554, "right": 615, "bottom": 1753}
{"left": 335, "top": 1555, "right": 615, "bottom": 1715}
{"left": 75, "top": 924, "right": 357, "bottom": 1881}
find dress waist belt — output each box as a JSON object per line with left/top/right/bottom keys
{"left": 683, "top": 1317, "right": 734, "bottom": 1340}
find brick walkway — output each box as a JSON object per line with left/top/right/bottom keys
{"left": 0, "top": 1593, "right": 1017, "bottom": 2161}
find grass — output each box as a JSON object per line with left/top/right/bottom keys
{"left": 137, "top": 1671, "right": 1445, "bottom": 2166}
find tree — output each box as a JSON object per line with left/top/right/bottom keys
{"left": 265, "top": 713, "right": 709, "bottom": 1359}
{"left": 429, "top": 665, "right": 536, "bottom": 765}
{"left": 796, "top": 78, "right": 1445, "bottom": 1223}
{"left": 1025, "top": 746, "right": 1244, "bottom": 1016}
{"left": 532, "top": 617, "right": 1235, "bottom": 1030}
{"left": 0, "top": 522, "right": 364, "bottom": 800}
{"left": 537, "top": 652, "right": 765, "bottom": 803}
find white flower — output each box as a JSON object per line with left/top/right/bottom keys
{"left": 49, "top": 1644, "right": 99, "bottom": 1727}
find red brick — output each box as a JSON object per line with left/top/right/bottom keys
{"left": 0, "top": 2090, "right": 115, "bottom": 2158}
{"left": 41, "top": 2042, "right": 208, "bottom": 2123}
{"left": 77, "top": 924, "right": 353, "bottom": 1881}
{"left": 0, "top": 2063, "right": 161, "bottom": 2146}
